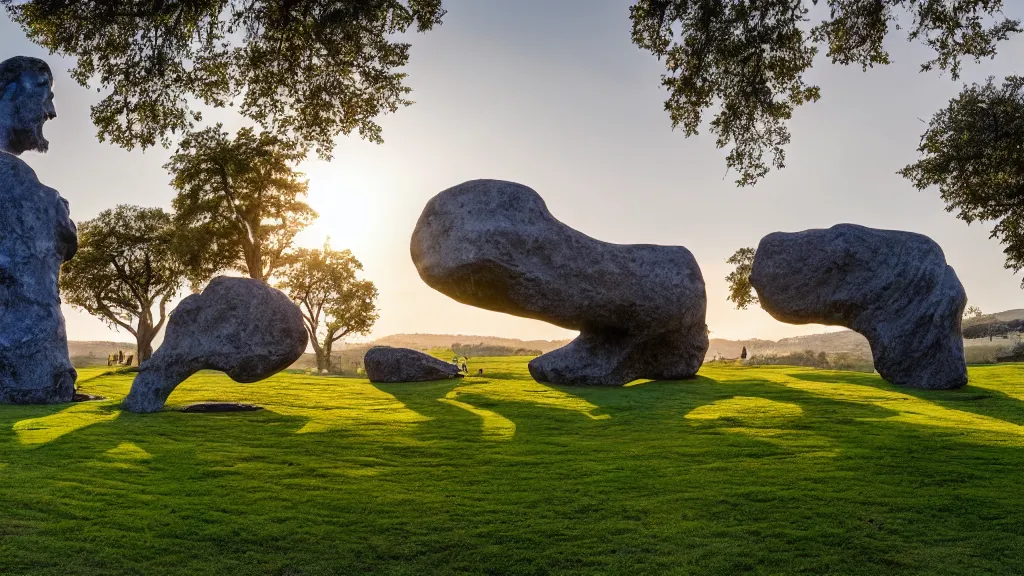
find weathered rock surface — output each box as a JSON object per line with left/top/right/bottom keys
{"left": 364, "top": 346, "right": 463, "bottom": 383}
{"left": 122, "top": 277, "right": 308, "bottom": 413}
{"left": 410, "top": 179, "right": 708, "bottom": 386}
{"left": 749, "top": 223, "right": 967, "bottom": 390}
{"left": 0, "top": 56, "right": 77, "bottom": 404}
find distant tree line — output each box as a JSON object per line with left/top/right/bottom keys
{"left": 962, "top": 319, "right": 1024, "bottom": 340}
{"left": 744, "top": 350, "right": 875, "bottom": 373}
{"left": 451, "top": 343, "right": 542, "bottom": 358}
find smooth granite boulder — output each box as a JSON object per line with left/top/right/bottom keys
{"left": 122, "top": 277, "right": 308, "bottom": 413}
{"left": 749, "top": 223, "right": 967, "bottom": 390}
{"left": 410, "top": 179, "right": 708, "bottom": 387}
{"left": 0, "top": 56, "right": 78, "bottom": 404}
{"left": 364, "top": 346, "right": 463, "bottom": 383}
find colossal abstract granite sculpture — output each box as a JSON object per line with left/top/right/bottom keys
{"left": 0, "top": 56, "right": 78, "bottom": 403}
{"left": 364, "top": 346, "right": 464, "bottom": 383}
{"left": 122, "top": 277, "right": 308, "bottom": 413}
{"left": 411, "top": 179, "right": 708, "bottom": 387}
{"left": 749, "top": 223, "right": 967, "bottom": 390}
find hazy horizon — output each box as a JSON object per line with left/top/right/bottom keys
{"left": 4, "top": 0, "right": 1024, "bottom": 347}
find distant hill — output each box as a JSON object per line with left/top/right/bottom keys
{"left": 365, "top": 332, "right": 874, "bottom": 362}
{"left": 990, "top": 309, "right": 1024, "bottom": 322}
{"left": 964, "top": 309, "right": 1024, "bottom": 328}
{"left": 69, "top": 340, "right": 135, "bottom": 367}
{"left": 706, "top": 331, "right": 871, "bottom": 361}
{"left": 368, "top": 333, "right": 571, "bottom": 354}
{"left": 69, "top": 307, "right": 1024, "bottom": 370}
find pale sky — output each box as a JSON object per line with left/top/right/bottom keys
{"left": 3, "top": 1, "right": 1024, "bottom": 345}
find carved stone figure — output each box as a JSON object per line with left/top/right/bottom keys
{"left": 363, "top": 346, "right": 464, "bottom": 383}
{"left": 749, "top": 224, "right": 968, "bottom": 389}
{"left": 0, "top": 56, "right": 77, "bottom": 403}
{"left": 122, "top": 277, "right": 308, "bottom": 413}
{"left": 411, "top": 179, "right": 708, "bottom": 387}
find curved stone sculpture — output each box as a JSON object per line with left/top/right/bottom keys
{"left": 364, "top": 347, "right": 464, "bottom": 383}
{"left": 749, "top": 223, "right": 967, "bottom": 390}
{"left": 410, "top": 179, "right": 709, "bottom": 387}
{"left": 0, "top": 56, "right": 78, "bottom": 403}
{"left": 123, "top": 277, "right": 308, "bottom": 413}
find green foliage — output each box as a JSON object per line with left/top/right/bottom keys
{"left": 278, "top": 243, "right": 379, "bottom": 372}
{"left": 3, "top": 361, "right": 1024, "bottom": 573}
{"left": 167, "top": 125, "right": 317, "bottom": 284}
{"left": 2, "top": 0, "right": 446, "bottom": 157}
{"left": 1007, "top": 340, "right": 1024, "bottom": 358}
{"left": 630, "top": 0, "right": 1021, "bottom": 186}
{"left": 965, "top": 305, "right": 985, "bottom": 320}
{"left": 900, "top": 76, "right": 1024, "bottom": 285}
{"left": 59, "top": 205, "right": 186, "bottom": 363}
{"left": 725, "top": 246, "right": 758, "bottom": 309}
{"left": 745, "top": 349, "right": 875, "bottom": 372}
{"left": 962, "top": 318, "right": 1024, "bottom": 340}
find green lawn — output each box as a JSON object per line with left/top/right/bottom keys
{"left": 2, "top": 359, "right": 1024, "bottom": 575}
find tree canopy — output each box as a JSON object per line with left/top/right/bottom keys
{"left": 725, "top": 247, "right": 758, "bottom": 309}
{"left": 59, "top": 205, "right": 187, "bottom": 363}
{"left": 167, "top": 125, "right": 317, "bottom": 284}
{"left": 2, "top": 0, "right": 446, "bottom": 157}
{"left": 900, "top": 76, "right": 1024, "bottom": 285}
{"left": 279, "top": 243, "right": 378, "bottom": 373}
{"left": 630, "top": 0, "right": 1021, "bottom": 186}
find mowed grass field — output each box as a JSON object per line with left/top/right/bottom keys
{"left": 2, "top": 358, "right": 1024, "bottom": 575}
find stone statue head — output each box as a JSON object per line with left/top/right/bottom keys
{"left": 0, "top": 56, "right": 56, "bottom": 155}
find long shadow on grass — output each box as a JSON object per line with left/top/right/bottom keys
{"left": 718, "top": 367, "right": 1024, "bottom": 447}
{"left": 372, "top": 375, "right": 766, "bottom": 444}
{"left": 788, "top": 370, "right": 1024, "bottom": 427}
{"left": 0, "top": 403, "right": 77, "bottom": 447}
{"left": 7, "top": 367, "right": 1024, "bottom": 574}
{"left": 375, "top": 377, "right": 613, "bottom": 442}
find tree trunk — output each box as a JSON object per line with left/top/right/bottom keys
{"left": 135, "top": 318, "right": 156, "bottom": 365}
{"left": 307, "top": 326, "right": 325, "bottom": 372}
{"left": 322, "top": 336, "right": 334, "bottom": 373}
{"left": 315, "top": 350, "right": 328, "bottom": 373}
{"left": 137, "top": 337, "right": 155, "bottom": 365}
{"left": 243, "top": 239, "right": 264, "bottom": 282}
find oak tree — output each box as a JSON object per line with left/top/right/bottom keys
{"left": 630, "top": 0, "right": 1020, "bottom": 186}
{"left": 59, "top": 205, "right": 186, "bottom": 364}
{"left": 725, "top": 246, "right": 758, "bottom": 309}
{"left": 167, "top": 125, "right": 317, "bottom": 284}
{"left": 279, "top": 243, "right": 378, "bottom": 373}
{"left": 900, "top": 76, "right": 1024, "bottom": 285}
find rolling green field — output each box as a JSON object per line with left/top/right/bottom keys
{"left": 2, "top": 358, "right": 1024, "bottom": 575}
